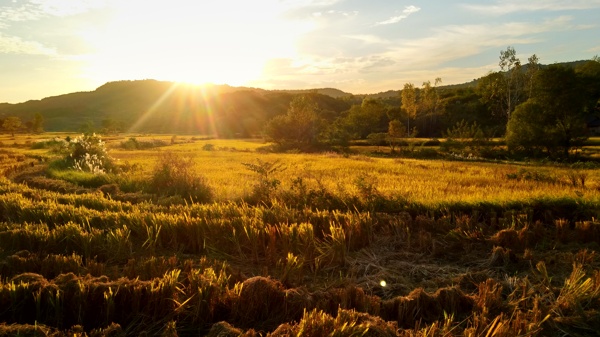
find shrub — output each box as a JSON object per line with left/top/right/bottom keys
{"left": 66, "top": 134, "right": 115, "bottom": 174}
{"left": 149, "top": 151, "right": 213, "bottom": 202}
{"left": 120, "top": 137, "right": 168, "bottom": 150}
{"left": 202, "top": 143, "right": 215, "bottom": 151}
{"left": 242, "top": 159, "right": 285, "bottom": 203}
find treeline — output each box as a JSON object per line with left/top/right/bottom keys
{"left": 265, "top": 49, "right": 600, "bottom": 156}
{"left": 1, "top": 53, "right": 599, "bottom": 156}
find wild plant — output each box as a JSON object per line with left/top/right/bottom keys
{"left": 66, "top": 134, "right": 115, "bottom": 174}
{"left": 149, "top": 151, "right": 213, "bottom": 203}
{"left": 242, "top": 159, "right": 285, "bottom": 203}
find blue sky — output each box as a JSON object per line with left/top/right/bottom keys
{"left": 1, "top": 0, "right": 599, "bottom": 103}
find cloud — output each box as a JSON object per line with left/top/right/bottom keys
{"left": 0, "top": 3, "right": 45, "bottom": 22}
{"left": 375, "top": 15, "right": 590, "bottom": 69}
{"left": 343, "top": 35, "right": 390, "bottom": 45}
{"left": 257, "top": 14, "right": 594, "bottom": 93}
{"left": 0, "top": 33, "right": 56, "bottom": 55}
{"left": 462, "top": 0, "right": 600, "bottom": 15}
{"left": 30, "top": 0, "right": 107, "bottom": 17}
{"left": 0, "top": 0, "right": 105, "bottom": 24}
{"left": 376, "top": 5, "right": 420, "bottom": 25}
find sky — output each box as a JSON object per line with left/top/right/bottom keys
{"left": 1, "top": 0, "right": 599, "bottom": 103}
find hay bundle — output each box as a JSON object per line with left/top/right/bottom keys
{"left": 488, "top": 246, "right": 517, "bottom": 267}
{"left": 433, "top": 287, "right": 474, "bottom": 317}
{"left": 207, "top": 321, "right": 243, "bottom": 337}
{"left": 575, "top": 221, "right": 600, "bottom": 243}
{"left": 396, "top": 288, "right": 441, "bottom": 328}
{"left": 475, "top": 279, "right": 504, "bottom": 314}
{"left": 329, "top": 285, "right": 381, "bottom": 314}
{"left": 283, "top": 287, "right": 313, "bottom": 321}
{"left": 231, "top": 276, "right": 286, "bottom": 330}
{"left": 491, "top": 229, "right": 521, "bottom": 251}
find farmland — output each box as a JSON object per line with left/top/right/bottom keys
{"left": 1, "top": 134, "right": 600, "bottom": 336}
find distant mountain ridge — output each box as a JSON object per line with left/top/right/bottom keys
{"left": 0, "top": 60, "right": 591, "bottom": 134}
{"left": 0, "top": 80, "right": 351, "bottom": 135}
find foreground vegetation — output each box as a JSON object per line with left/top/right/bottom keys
{"left": 0, "top": 135, "right": 599, "bottom": 336}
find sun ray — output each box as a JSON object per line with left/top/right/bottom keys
{"left": 127, "top": 82, "right": 181, "bottom": 134}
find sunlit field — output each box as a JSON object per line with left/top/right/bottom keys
{"left": 108, "top": 136, "right": 600, "bottom": 205}
{"left": 1, "top": 134, "right": 600, "bottom": 336}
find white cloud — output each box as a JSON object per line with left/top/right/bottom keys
{"left": 376, "top": 5, "right": 420, "bottom": 25}
{"left": 0, "top": 3, "right": 44, "bottom": 22}
{"left": 0, "top": 33, "right": 56, "bottom": 55}
{"left": 30, "top": 0, "right": 107, "bottom": 17}
{"left": 378, "top": 15, "right": 588, "bottom": 68}
{"left": 0, "top": 0, "right": 106, "bottom": 25}
{"left": 343, "top": 35, "right": 390, "bottom": 45}
{"left": 257, "top": 14, "right": 594, "bottom": 93}
{"left": 463, "top": 0, "right": 600, "bottom": 15}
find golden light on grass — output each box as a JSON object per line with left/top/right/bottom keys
{"left": 380, "top": 280, "right": 387, "bottom": 287}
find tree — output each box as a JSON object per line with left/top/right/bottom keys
{"left": 401, "top": 83, "right": 417, "bottom": 136}
{"left": 32, "top": 113, "right": 44, "bottom": 133}
{"left": 417, "top": 78, "right": 442, "bottom": 137}
{"left": 478, "top": 47, "right": 528, "bottom": 125}
{"left": 506, "top": 65, "right": 588, "bottom": 157}
{"left": 367, "top": 132, "right": 387, "bottom": 151}
{"left": 3, "top": 116, "right": 22, "bottom": 137}
{"left": 525, "top": 54, "right": 540, "bottom": 98}
{"left": 499, "top": 46, "right": 526, "bottom": 120}
{"left": 387, "top": 119, "right": 406, "bottom": 153}
{"left": 506, "top": 101, "right": 551, "bottom": 155}
{"left": 264, "top": 95, "right": 325, "bottom": 150}
{"left": 344, "top": 98, "right": 388, "bottom": 139}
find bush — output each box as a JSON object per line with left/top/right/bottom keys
{"left": 120, "top": 137, "right": 168, "bottom": 150}
{"left": 242, "top": 159, "right": 284, "bottom": 203}
{"left": 149, "top": 151, "right": 213, "bottom": 202}
{"left": 66, "top": 134, "right": 115, "bottom": 174}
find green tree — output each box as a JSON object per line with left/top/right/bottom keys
{"left": 525, "top": 54, "right": 540, "bottom": 98}
{"left": 576, "top": 58, "right": 600, "bottom": 116}
{"left": 344, "top": 98, "right": 388, "bottom": 139}
{"left": 32, "top": 113, "right": 44, "bottom": 133}
{"left": 2, "top": 116, "right": 22, "bottom": 137}
{"left": 478, "top": 47, "right": 529, "bottom": 125}
{"left": 366, "top": 132, "right": 387, "bottom": 151}
{"left": 499, "top": 46, "right": 525, "bottom": 119}
{"left": 264, "top": 95, "right": 325, "bottom": 150}
{"left": 506, "top": 101, "right": 550, "bottom": 155}
{"left": 387, "top": 119, "right": 406, "bottom": 153}
{"left": 506, "top": 65, "right": 588, "bottom": 157}
{"left": 417, "top": 78, "right": 442, "bottom": 136}
{"left": 401, "top": 83, "right": 417, "bottom": 136}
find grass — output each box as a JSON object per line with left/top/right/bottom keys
{"left": 0, "top": 134, "right": 599, "bottom": 335}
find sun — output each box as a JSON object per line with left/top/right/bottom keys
{"left": 77, "top": 1, "right": 311, "bottom": 88}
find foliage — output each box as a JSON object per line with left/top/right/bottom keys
{"left": 506, "top": 101, "right": 549, "bottom": 155}
{"left": 507, "top": 65, "right": 588, "bottom": 157}
{"left": 387, "top": 119, "right": 406, "bottom": 153}
{"left": 441, "top": 120, "right": 487, "bottom": 155}
{"left": 343, "top": 99, "right": 389, "bottom": 139}
{"left": 32, "top": 113, "right": 44, "bottom": 133}
{"left": 149, "top": 151, "right": 213, "bottom": 202}
{"left": 263, "top": 95, "right": 326, "bottom": 150}
{"left": 120, "top": 137, "right": 168, "bottom": 150}
{"left": 242, "top": 159, "right": 285, "bottom": 203}
{"left": 2, "top": 116, "right": 22, "bottom": 137}
{"left": 66, "top": 134, "right": 115, "bottom": 174}
{"left": 401, "top": 83, "right": 417, "bottom": 133}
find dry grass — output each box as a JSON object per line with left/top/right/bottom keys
{"left": 0, "top": 136, "right": 599, "bottom": 335}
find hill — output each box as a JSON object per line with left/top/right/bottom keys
{"left": 0, "top": 60, "right": 593, "bottom": 135}
{"left": 0, "top": 80, "right": 350, "bottom": 135}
